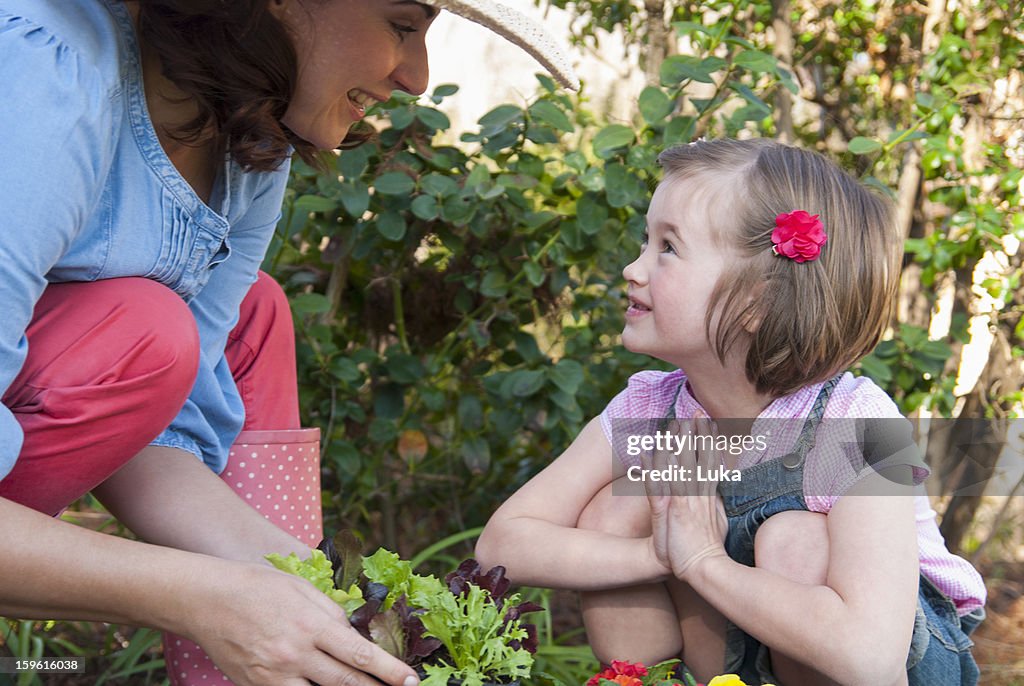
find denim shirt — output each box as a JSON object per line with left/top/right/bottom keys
{"left": 0, "top": 0, "right": 291, "bottom": 478}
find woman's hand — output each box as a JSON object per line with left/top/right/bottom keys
{"left": 644, "top": 419, "right": 729, "bottom": 581}
{"left": 181, "top": 560, "right": 418, "bottom": 686}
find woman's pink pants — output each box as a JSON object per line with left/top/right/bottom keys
{"left": 0, "top": 273, "right": 323, "bottom": 684}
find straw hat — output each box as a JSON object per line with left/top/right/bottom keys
{"left": 421, "top": 0, "right": 580, "bottom": 90}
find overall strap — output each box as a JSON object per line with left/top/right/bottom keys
{"left": 780, "top": 374, "right": 842, "bottom": 470}
{"left": 659, "top": 377, "right": 687, "bottom": 427}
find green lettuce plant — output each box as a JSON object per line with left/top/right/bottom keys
{"left": 267, "top": 535, "right": 541, "bottom": 686}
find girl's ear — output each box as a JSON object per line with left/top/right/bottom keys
{"left": 740, "top": 283, "right": 767, "bottom": 334}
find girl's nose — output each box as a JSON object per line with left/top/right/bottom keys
{"left": 622, "top": 254, "right": 645, "bottom": 285}
{"left": 392, "top": 41, "right": 430, "bottom": 95}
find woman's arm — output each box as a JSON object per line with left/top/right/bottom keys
{"left": 0, "top": 491, "right": 418, "bottom": 686}
{"left": 92, "top": 445, "right": 309, "bottom": 561}
{"left": 476, "top": 418, "right": 670, "bottom": 591}
{"left": 665, "top": 469, "right": 919, "bottom": 685}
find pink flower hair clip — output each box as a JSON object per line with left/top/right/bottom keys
{"left": 771, "top": 210, "right": 827, "bottom": 263}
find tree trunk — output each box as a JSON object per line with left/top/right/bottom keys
{"left": 895, "top": 0, "right": 949, "bottom": 331}
{"left": 643, "top": 0, "right": 671, "bottom": 86}
{"left": 771, "top": 0, "right": 795, "bottom": 143}
{"left": 894, "top": 146, "right": 932, "bottom": 331}
{"left": 937, "top": 325, "right": 1022, "bottom": 556}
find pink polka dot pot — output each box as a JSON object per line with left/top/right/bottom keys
{"left": 163, "top": 428, "right": 322, "bottom": 685}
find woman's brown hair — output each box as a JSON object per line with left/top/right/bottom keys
{"left": 129, "top": 0, "right": 368, "bottom": 171}
{"left": 658, "top": 139, "right": 902, "bottom": 397}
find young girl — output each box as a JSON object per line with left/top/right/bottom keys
{"left": 476, "top": 139, "right": 985, "bottom": 685}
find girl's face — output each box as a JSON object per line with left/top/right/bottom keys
{"left": 622, "top": 176, "right": 737, "bottom": 368}
{"left": 274, "top": 0, "right": 437, "bottom": 149}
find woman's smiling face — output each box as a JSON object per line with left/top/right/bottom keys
{"left": 274, "top": 0, "right": 437, "bottom": 149}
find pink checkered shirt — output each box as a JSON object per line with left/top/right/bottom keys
{"left": 599, "top": 369, "right": 986, "bottom": 615}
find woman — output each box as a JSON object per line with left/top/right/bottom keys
{"left": 0, "top": 1, "right": 577, "bottom": 684}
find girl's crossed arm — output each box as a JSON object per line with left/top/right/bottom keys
{"left": 660, "top": 466, "right": 919, "bottom": 685}
{"left": 476, "top": 418, "right": 670, "bottom": 591}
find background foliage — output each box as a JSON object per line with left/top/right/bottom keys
{"left": 3, "top": 0, "right": 1021, "bottom": 682}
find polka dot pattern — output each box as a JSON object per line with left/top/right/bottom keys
{"left": 163, "top": 429, "right": 322, "bottom": 685}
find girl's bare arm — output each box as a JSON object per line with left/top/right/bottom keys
{"left": 476, "top": 418, "right": 670, "bottom": 590}
{"left": 671, "top": 470, "right": 919, "bottom": 684}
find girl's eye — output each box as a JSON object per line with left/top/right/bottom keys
{"left": 391, "top": 23, "right": 417, "bottom": 40}
{"left": 660, "top": 240, "right": 676, "bottom": 255}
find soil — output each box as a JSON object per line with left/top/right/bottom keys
{"left": 973, "top": 560, "right": 1024, "bottom": 685}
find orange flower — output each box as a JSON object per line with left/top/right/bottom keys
{"left": 587, "top": 660, "right": 650, "bottom": 686}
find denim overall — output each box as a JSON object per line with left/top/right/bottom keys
{"left": 673, "top": 378, "right": 982, "bottom": 684}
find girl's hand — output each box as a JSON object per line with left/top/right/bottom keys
{"left": 182, "top": 560, "right": 418, "bottom": 686}
{"left": 644, "top": 419, "right": 729, "bottom": 581}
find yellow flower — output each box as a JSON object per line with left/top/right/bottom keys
{"left": 707, "top": 676, "right": 746, "bottom": 686}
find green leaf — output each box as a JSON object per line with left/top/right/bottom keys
{"left": 479, "top": 270, "right": 508, "bottom": 298}
{"left": 857, "top": 354, "right": 893, "bottom": 386}
{"left": 478, "top": 104, "right": 523, "bottom": 134}
{"left": 915, "top": 92, "right": 936, "bottom": 110}
{"left": 330, "top": 357, "right": 361, "bottom": 383}
{"left": 415, "top": 107, "right": 451, "bottom": 131}
{"left": 441, "top": 194, "right": 475, "bottom": 225}
{"left": 529, "top": 100, "right": 574, "bottom": 133}
{"left": 592, "top": 124, "right": 635, "bottom": 159}
{"left": 523, "top": 261, "right": 545, "bottom": 287}
{"left": 576, "top": 193, "right": 609, "bottom": 234}
{"left": 548, "top": 359, "right": 584, "bottom": 394}
{"left": 604, "top": 163, "right": 643, "bottom": 208}
{"left": 265, "top": 551, "right": 365, "bottom": 615}
{"left": 503, "top": 369, "right": 546, "bottom": 397}
{"left": 290, "top": 292, "right": 331, "bottom": 315}
{"left": 374, "top": 171, "right": 416, "bottom": 195}
{"left": 376, "top": 211, "right": 407, "bottom": 241}
{"left": 660, "top": 55, "right": 725, "bottom": 85}
{"left": 338, "top": 181, "right": 370, "bottom": 217}
{"left": 672, "top": 21, "right": 713, "bottom": 37}
{"left": 460, "top": 437, "right": 491, "bottom": 474}
{"left": 432, "top": 83, "right": 459, "bottom": 98}
{"left": 465, "top": 164, "right": 490, "bottom": 189}
{"left": 337, "top": 145, "right": 372, "bottom": 179}
{"left": 734, "top": 49, "right": 778, "bottom": 73}
{"left": 373, "top": 383, "right": 404, "bottom": 419}
{"left": 388, "top": 106, "right": 415, "bottom": 129}
{"left": 920, "top": 340, "right": 952, "bottom": 362}
{"left": 514, "top": 332, "right": 544, "bottom": 363}
{"left": 638, "top": 86, "right": 674, "bottom": 124}
{"left": 848, "top": 137, "right": 882, "bottom": 154}
{"left": 457, "top": 395, "right": 483, "bottom": 431}
{"left": 387, "top": 353, "right": 425, "bottom": 384}
{"left": 294, "top": 195, "right": 336, "bottom": 214}
{"left": 420, "top": 173, "right": 459, "bottom": 197}
{"left": 663, "top": 116, "right": 696, "bottom": 145}
{"left": 778, "top": 66, "right": 800, "bottom": 94}
{"left": 410, "top": 194, "right": 440, "bottom": 221}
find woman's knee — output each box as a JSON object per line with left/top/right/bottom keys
{"left": 111, "top": 278, "right": 199, "bottom": 397}
{"left": 23, "top": 278, "right": 198, "bottom": 400}
{"left": 754, "top": 510, "right": 830, "bottom": 585}
{"left": 236, "top": 271, "right": 294, "bottom": 341}
{"left": 577, "top": 481, "right": 652, "bottom": 537}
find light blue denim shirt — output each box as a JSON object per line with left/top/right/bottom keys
{"left": 0, "top": 0, "right": 291, "bottom": 479}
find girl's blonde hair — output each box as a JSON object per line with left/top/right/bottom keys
{"left": 658, "top": 139, "right": 902, "bottom": 397}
